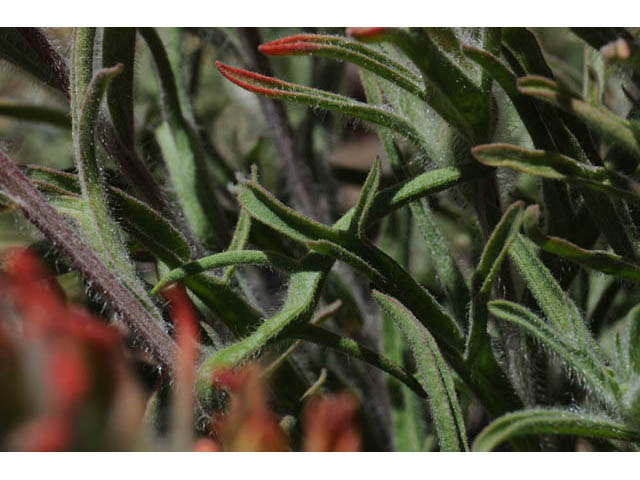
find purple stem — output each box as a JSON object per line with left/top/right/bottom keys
{"left": 0, "top": 149, "right": 176, "bottom": 370}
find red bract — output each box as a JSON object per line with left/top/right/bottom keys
{"left": 163, "top": 285, "right": 199, "bottom": 353}
{"left": 8, "top": 415, "right": 72, "bottom": 452}
{"left": 0, "top": 248, "right": 138, "bottom": 451}
{"left": 210, "top": 365, "right": 288, "bottom": 452}
{"left": 163, "top": 285, "right": 200, "bottom": 449}
{"left": 216, "top": 61, "right": 291, "bottom": 98}
{"left": 303, "top": 392, "right": 361, "bottom": 452}
{"left": 258, "top": 34, "right": 325, "bottom": 56}
{"left": 346, "top": 27, "right": 389, "bottom": 41}
{"left": 47, "top": 341, "right": 91, "bottom": 411}
{"left": 2, "top": 247, "right": 119, "bottom": 348}
{"left": 192, "top": 437, "right": 221, "bottom": 452}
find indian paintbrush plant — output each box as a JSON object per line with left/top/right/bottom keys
{"left": 1, "top": 27, "right": 640, "bottom": 451}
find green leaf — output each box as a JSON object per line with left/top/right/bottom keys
{"left": 626, "top": 305, "right": 640, "bottom": 375}
{"left": 379, "top": 208, "right": 429, "bottom": 451}
{"left": 102, "top": 27, "right": 136, "bottom": 149}
{"left": 26, "top": 165, "right": 191, "bottom": 266}
{"left": 517, "top": 75, "right": 640, "bottom": 159}
{"left": 488, "top": 300, "right": 617, "bottom": 406}
{"left": 0, "top": 99, "right": 70, "bottom": 128}
{"left": 222, "top": 208, "right": 252, "bottom": 282}
{"left": 293, "top": 324, "right": 425, "bottom": 399}
{"left": 462, "top": 45, "right": 554, "bottom": 150}
{"left": 473, "top": 143, "right": 640, "bottom": 207}
{"left": 216, "top": 61, "right": 430, "bottom": 156}
{"left": 140, "top": 27, "right": 228, "bottom": 247}
{"left": 465, "top": 201, "right": 524, "bottom": 360}
{"left": 71, "top": 28, "right": 96, "bottom": 125}
{"left": 70, "top": 41, "right": 166, "bottom": 330}
{"left": 373, "top": 290, "right": 468, "bottom": 452}
{"left": 508, "top": 233, "right": 582, "bottom": 333}
{"left": 258, "top": 33, "right": 426, "bottom": 102}
{"left": 345, "top": 163, "right": 490, "bottom": 227}
{"left": 196, "top": 254, "right": 332, "bottom": 404}
{"left": 353, "top": 28, "right": 489, "bottom": 140}
{"left": 349, "top": 157, "right": 381, "bottom": 237}
{"left": 151, "top": 250, "right": 300, "bottom": 295}
{"left": 524, "top": 204, "right": 640, "bottom": 283}
{"left": 473, "top": 408, "right": 640, "bottom": 451}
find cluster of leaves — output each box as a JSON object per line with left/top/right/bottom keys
{"left": 2, "top": 27, "right": 640, "bottom": 451}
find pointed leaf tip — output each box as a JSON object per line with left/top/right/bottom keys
{"left": 258, "top": 35, "right": 324, "bottom": 56}
{"left": 215, "top": 61, "right": 289, "bottom": 98}
{"left": 346, "top": 28, "right": 389, "bottom": 41}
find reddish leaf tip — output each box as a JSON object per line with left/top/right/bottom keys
{"left": 258, "top": 35, "right": 324, "bottom": 56}
{"left": 216, "top": 62, "right": 288, "bottom": 98}
{"left": 346, "top": 27, "right": 389, "bottom": 41}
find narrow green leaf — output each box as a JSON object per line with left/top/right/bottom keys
{"left": 70, "top": 39, "right": 166, "bottom": 328}
{"left": 345, "top": 163, "right": 490, "bottom": 227}
{"left": 102, "top": 27, "right": 136, "bottom": 149}
{"left": 293, "top": 324, "right": 425, "bottom": 399}
{"left": 462, "top": 45, "right": 555, "bottom": 151}
{"left": 0, "top": 99, "right": 70, "bottom": 128}
{"left": 222, "top": 208, "right": 252, "bottom": 282}
{"left": 196, "top": 254, "right": 332, "bottom": 404}
{"left": 140, "top": 27, "right": 228, "bottom": 246}
{"left": 216, "top": 62, "right": 430, "bottom": 156}
{"left": 488, "top": 300, "right": 617, "bottom": 405}
{"left": 473, "top": 143, "right": 640, "bottom": 207}
{"left": 379, "top": 208, "right": 428, "bottom": 451}
{"left": 473, "top": 408, "right": 640, "bottom": 451}
{"left": 465, "top": 201, "right": 524, "bottom": 360}
{"left": 373, "top": 290, "right": 469, "bottom": 452}
{"left": 258, "top": 33, "right": 426, "bottom": 102}
{"left": 349, "top": 157, "right": 381, "bottom": 237}
{"left": 626, "top": 305, "right": 640, "bottom": 374}
{"left": 351, "top": 29, "right": 477, "bottom": 140}
{"left": 26, "top": 165, "right": 191, "bottom": 265}
{"left": 517, "top": 75, "right": 640, "bottom": 159}
{"left": 524, "top": 204, "right": 640, "bottom": 283}
{"left": 151, "top": 250, "right": 300, "bottom": 295}
{"left": 238, "top": 180, "right": 339, "bottom": 244}
{"left": 71, "top": 28, "right": 96, "bottom": 125}
{"left": 508, "top": 233, "right": 582, "bottom": 333}
{"left": 476, "top": 202, "right": 525, "bottom": 296}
